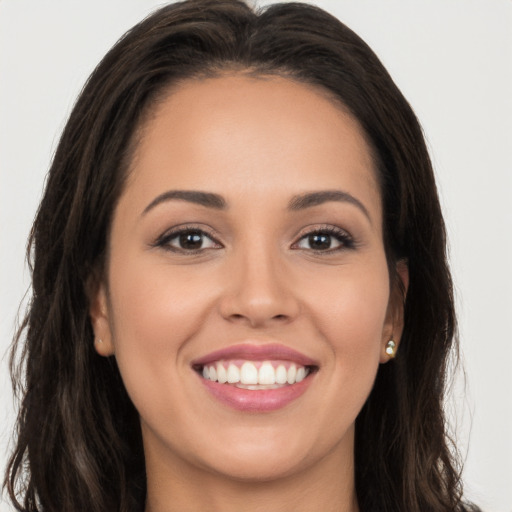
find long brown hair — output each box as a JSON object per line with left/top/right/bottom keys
{"left": 5, "top": 1, "right": 478, "bottom": 510}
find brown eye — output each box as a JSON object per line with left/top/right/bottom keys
{"left": 178, "top": 231, "right": 205, "bottom": 250}
{"left": 294, "top": 228, "right": 354, "bottom": 252}
{"left": 307, "top": 233, "right": 332, "bottom": 250}
{"left": 157, "top": 228, "right": 221, "bottom": 252}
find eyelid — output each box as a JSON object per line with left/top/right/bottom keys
{"left": 291, "top": 224, "right": 355, "bottom": 252}
{"left": 152, "top": 224, "right": 223, "bottom": 252}
{"left": 151, "top": 223, "right": 355, "bottom": 254}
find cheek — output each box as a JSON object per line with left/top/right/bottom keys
{"left": 279, "top": 258, "right": 391, "bottom": 456}
{"left": 108, "top": 246, "right": 214, "bottom": 337}
{"left": 105, "top": 253, "right": 213, "bottom": 400}
{"left": 305, "top": 262, "right": 390, "bottom": 350}
{"left": 299, "top": 257, "right": 390, "bottom": 411}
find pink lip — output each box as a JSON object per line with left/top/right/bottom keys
{"left": 192, "top": 343, "right": 318, "bottom": 412}
{"left": 191, "top": 343, "right": 318, "bottom": 367}
{"left": 199, "top": 376, "right": 314, "bottom": 412}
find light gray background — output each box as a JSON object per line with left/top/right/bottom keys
{"left": 1, "top": 1, "right": 511, "bottom": 510}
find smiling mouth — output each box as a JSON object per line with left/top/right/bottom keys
{"left": 194, "top": 360, "right": 317, "bottom": 389}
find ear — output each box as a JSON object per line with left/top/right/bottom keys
{"left": 380, "top": 259, "right": 409, "bottom": 363}
{"left": 88, "top": 279, "right": 115, "bottom": 357}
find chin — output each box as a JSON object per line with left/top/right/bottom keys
{"left": 198, "top": 447, "right": 311, "bottom": 483}
{"left": 178, "top": 419, "right": 354, "bottom": 484}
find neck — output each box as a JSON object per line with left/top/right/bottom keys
{"left": 144, "top": 437, "right": 359, "bottom": 512}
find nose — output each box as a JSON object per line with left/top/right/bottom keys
{"left": 218, "top": 245, "right": 300, "bottom": 328}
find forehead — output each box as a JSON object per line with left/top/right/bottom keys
{"left": 123, "top": 74, "right": 380, "bottom": 215}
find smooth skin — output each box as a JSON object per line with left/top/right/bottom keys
{"left": 90, "top": 75, "right": 407, "bottom": 512}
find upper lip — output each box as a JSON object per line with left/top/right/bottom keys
{"left": 191, "top": 343, "right": 319, "bottom": 368}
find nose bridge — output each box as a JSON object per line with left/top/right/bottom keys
{"left": 219, "top": 234, "right": 299, "bottom": 326}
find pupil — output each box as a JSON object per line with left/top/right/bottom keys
{"left": 309, "top": 233, "right": 331, "bottom": 249}
{"left": 179, "top": 232, "right": 202, "bottom": 249}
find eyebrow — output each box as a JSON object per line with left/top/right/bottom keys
{"left": 142, "top": 188, "right": 371, "bottom": 222}
{"left": 288, "top": 190, "right": 371, "bottom": 222}
{"left": 142, "top": 190, "right": 226, "bottom": 215}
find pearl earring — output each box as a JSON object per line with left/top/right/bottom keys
{"left": 385, "top": 340, "right": 396, "bottom": 358}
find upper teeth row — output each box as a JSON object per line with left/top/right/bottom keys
{"left": 202, "top": 361, "right": 308, "bottom": 385}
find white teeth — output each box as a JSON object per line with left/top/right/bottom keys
{"left": 296, "top": 367, "right": 306, "bottom": 383}
{"left": 287, "top": 364, "right": 297, "bottom": 384}
{"left": 276, "top": 364, "right": 288, "bottom": 384}
{"left": 258, "top": 362, "right": 276, "bottom": 385}
{"left": 216, "top": 363, "right": 227, "bottom": 384}
{"left": 201, "top": 361, "right": 311, "bottom": 386}
{"left": 240, "top": 362, "right": 258, "bottom": 385}
{"left": 237, "top": 384, "right": 282, "bottom": 390}
{"left": 227, "top": 363, "right": 240, "bottom": 383}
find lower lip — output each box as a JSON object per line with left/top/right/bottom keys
{"left": 198, "top": 373, "right": 314, "bottom": 412}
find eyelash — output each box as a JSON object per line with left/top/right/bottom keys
{"left": 291, "top": 225, "right": 355, "bottom": 253}
{"left": 153, "top": 225, "right": 222, "bottom": 254}
{"left": 153, "top": 224, "right": 355, "bottom": 254}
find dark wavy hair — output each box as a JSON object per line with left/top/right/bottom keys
{"left": 4, "top": 1, "right": 478, "bottom": 511}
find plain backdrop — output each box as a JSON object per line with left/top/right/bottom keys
{"left": 1, "top": 1, "right": 511, "bottom": 510}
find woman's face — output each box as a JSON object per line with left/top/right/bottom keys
{"left": 91, "top": 75, "right": 403, "bottom": 483}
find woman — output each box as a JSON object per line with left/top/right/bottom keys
{"left": 3, "top": 1, "right": 481, "bottom": 511}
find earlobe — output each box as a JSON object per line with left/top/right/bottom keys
{"left": 89, "top": 281, "right": 115, "bottom": 357}
{"left": 383, "top": 339, "right": 397, "bottom": 359}
{"left": 380, "top": 259, "right": 409, "bottom": 363}
{"left": 93, "top": 337, "right": 114, "bottom": 357}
